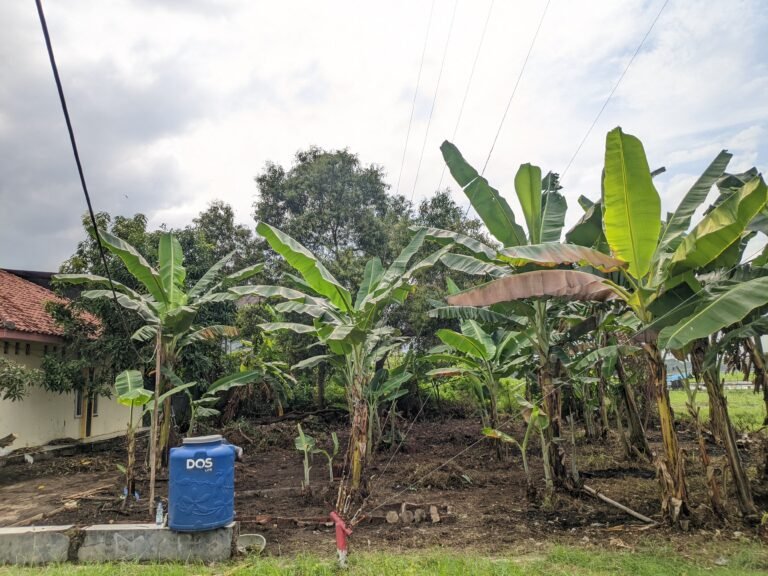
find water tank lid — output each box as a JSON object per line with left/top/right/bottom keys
{"left": 182, "top": 434, "right": 223, "bottom": 445}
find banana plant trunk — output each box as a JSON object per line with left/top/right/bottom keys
{"left": 644, "top": 342, "right": 689, "bottom": 524}
{"left": 691, "top": 340, "right": 757, "bottom": 517}
{"left": 337, "top": 389, "right": 369, "bottom": 514}
{"left": 148, "top": 332, "right": 162, "bottom": 515}
{"left": 538, "top": 365, "right": 571, "bottom": 490}
{"left": 615, "top": 357, "right": 650, "bottom": 457}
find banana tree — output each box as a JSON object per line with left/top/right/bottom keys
{"left": 248, "top": 222, "right": 448, "bottom": 511}
{"left": 437, "top": 128, "right": 767, "bottom": 523}
{"left": 115, "top": 369, "right": 152, "bottom": 504}
{"left": 55, "top": 231, "right": 265, "bottom": 514}
{"left": 423, "top": 141, "right": 625, "bottom": 489}
{"left": 426, "top": 321, "right": 529, "bottom": 436}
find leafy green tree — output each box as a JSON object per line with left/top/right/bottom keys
{"left": 254, "top": 147, "right": 410, "bottom": 288}
{"left": 55, "top": 230, "right": 265, "bottom": 514}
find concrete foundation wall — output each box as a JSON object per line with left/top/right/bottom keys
{"left": 0, "top": 523, "right": 237, "bottom": 565}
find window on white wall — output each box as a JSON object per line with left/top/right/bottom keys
{"left": 74, "top": 388, "right": 83, "bottom": 418}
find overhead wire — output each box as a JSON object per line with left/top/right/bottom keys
{"left": 34, "top": 0, "right": 144, "bottom": 365}
{"left": 560, "top": 0, "right": 670, "bottom": 180}
{"left": 409, "top": 0, "right": 460, "bottom": 205}
{"left": 395, "top": 0, "right": 437, "bottom": 199}
{"left": 462, "top": 0, "right": 552, "bottom": 217}
{"left": 437, "top": 0, "right": 495, "bottom": 192}
{"left": 356, "top": 242, "right": 767, "bottom": 522}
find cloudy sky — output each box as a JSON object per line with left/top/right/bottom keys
{"left": 1, "top": 0, "right": 767, "bottom": 270}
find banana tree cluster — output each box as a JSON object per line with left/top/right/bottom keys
{"left": 429, "top": 128, "right": 768, "bottom": 523}
{"left": 248, "top": 222, "right": 450, "bottom": 511}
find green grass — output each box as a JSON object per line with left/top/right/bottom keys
{"left": 669, "top": 388, "right": 765, "bottom": 431}
{"left": 1, "top": 545, "right": 766, "bottom": 576}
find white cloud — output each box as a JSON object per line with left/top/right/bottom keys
{"left": 1, "top": 0, "right": 766, "bottom": 269}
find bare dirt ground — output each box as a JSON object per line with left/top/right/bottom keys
{"left": 1, "top": 415, "right": 766, "bottom": 557}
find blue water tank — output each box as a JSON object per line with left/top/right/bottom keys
{"left": 168, "top": 435, "right": 239, "bottom": 532}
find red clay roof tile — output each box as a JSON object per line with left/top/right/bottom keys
{"left": 0, "top": 269, "right": 97, "bottom": 336}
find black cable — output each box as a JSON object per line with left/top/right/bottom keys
{"left": 409, "top": 0, "right": 459, "bottom": 205}
{"left": 481, "top": 0, "right": 551, "bottom": 176}
{"left": 437, "top": 0, "right": 495, "bottom": 192}
{"left": 35, "top": 0, "right": 144, "bottom": 364}
{"left": 395, "top": 0, "right": 436, "bottom": 199}
{"left": 561, "top": 0, "right": 669, "bottom": 180}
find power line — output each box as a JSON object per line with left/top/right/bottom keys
{"left": 462, "top": 0, "right": 551, "bottom": 217}
{"left": 437, "top": 0, "right": 495, "bottom": 192}
{"left": 561, "top": 0, "right": 670, "bottom": 180}
{"left": 34, "top": 0, "right": 144, "bottom": 365}
{"left": 395, "top": 0, "right": 436, "bottom": 198}
{"left": 481, "top": 0, "right": 551, "bottom": 176}
{"left": 409, "top": 0, "right": 460, "bottom": 204}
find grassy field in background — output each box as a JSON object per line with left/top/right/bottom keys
{"left": 1, "top": 545, "right": 767, "bottom": 576}
{"left": 669, "top": 389, "right": 765, "bottom": 431}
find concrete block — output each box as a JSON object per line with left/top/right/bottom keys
{"left": 78, "top": 522, "right": 237, "bottom": 563}
{"left": 0, "top": 525, "right": 73, "bottom": 565}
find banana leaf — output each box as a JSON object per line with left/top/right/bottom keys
{"left": 514, "top": 163, "right": 542, "bottom": 243}
{"left": 497, "top": 243, "right": 626, "bottom": 272}
{"left": 441, "top": 141, "right": 526, "bottom": 247}
{"left": 158, "top": 233, "right": 187, "bottom": 306}
{"left": 256, "top": 222, "right": 352, "bottom": 311}
{"left": 446, "top": 270, "right": 618, "bottom": 307}
{"left": 602, "top": 127, "right": 661, "bottom": 279}
{"left": 658, "top": 275, "right": 768, "bottom": 349}
{"left": 99, "top": 229, "right": 168, "bottom": 305}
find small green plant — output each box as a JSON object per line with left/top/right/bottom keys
{"left": 313, "top": 431, "right": 340, "bottom": 483}
{"left": 294, "top": 424, "right": 316, "bottom": 490}
{"left": 483, "top": 397, "right": 549, "bottom": 498}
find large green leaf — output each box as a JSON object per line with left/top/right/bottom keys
{"left": 565, "top": 200, "right": 603, "bottom": 248}
{"left": 435, "top": 328, "right": 490, "bottom": 360}
{"left": 428, "top": 305, "right": 521, "bottom": 327}
{"left": 355, "top": 257, "right": 384, "bottom": 309}
{"left": 99, "top": 230, "right": 167, "bottom": 305}
{"left": 498, "top": 243, "right": 626, "bottom": 272}
{"left": 440, "top": 253, "right": 506, "bottom": 277}
{"left": 415, "top": 227, "right": 497, "bottom": 260}
{"left": 570, "top": 345, "right": 640, "bottom": 372}
{"left": 53, "top": 273, "right": 143, "bottom": 300}
{"left": 669, "top": 175, "right": 767, "bottom": 273}
{"left": 446, "top": 270, "right": 618, "bottom": 306}
{"left": 220, "top": 263, "right": 265, "bottom": 288}
{"left": 227, "top": 284, "right": 317, "bottom": 302}
{"left": 82, "top": 290, "right": 159, "bottom": 324}
{"left": 602, "top": 128, "right": 661, "bottom": 279}
{"left": 441, "top": 141, "right": 526, "bottom": 247}
{"left": 258, "top": 322, "right": 316, "bottom": 334}
{"left": 658, "top": 151, "right": 732, "bottom": 252}
{"left": 158, "top": 233, "right": 186, "bottom": 306}
{"left": 540, "top": 191, "right": 567, "bottom": 243}
{"left": 658, "top": 276, "right": 768, "bottom": 349}
{"left": 380, "top": 228, "right": 427, "bottom": 285}
{"left": 292, "top": 355, "right": 332, "bottom": 371}
{"left": 207, "top": 369, "right": 263, "bottom": 395}
{"left": 188, "top": 251, "right": 235, "bottom": 298}
{"left": 256, "top": 222, "right": 352, "bottom": 311}
{"left": 514, "top": 163, "right": 542, "bottom": 243}
{"left": 115, "top": 370, "right": 152, "bottom": 408}
{"left": 460, "top": 320, "right": 496, "bottom": 359}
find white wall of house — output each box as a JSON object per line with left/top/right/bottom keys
{"left": 0, "top": 339, "right": 138, "bottom": 449}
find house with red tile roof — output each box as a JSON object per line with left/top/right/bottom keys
{"left": 0, "top": 269, "right": 136, "bottom": 449}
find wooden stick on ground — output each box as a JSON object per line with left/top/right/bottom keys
{"left": 582, "top": 484, "right": 657, "bottom": 525}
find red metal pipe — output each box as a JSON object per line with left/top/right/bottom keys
{"left": 330, "top": 511, "right": 352, "bottom": 566}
